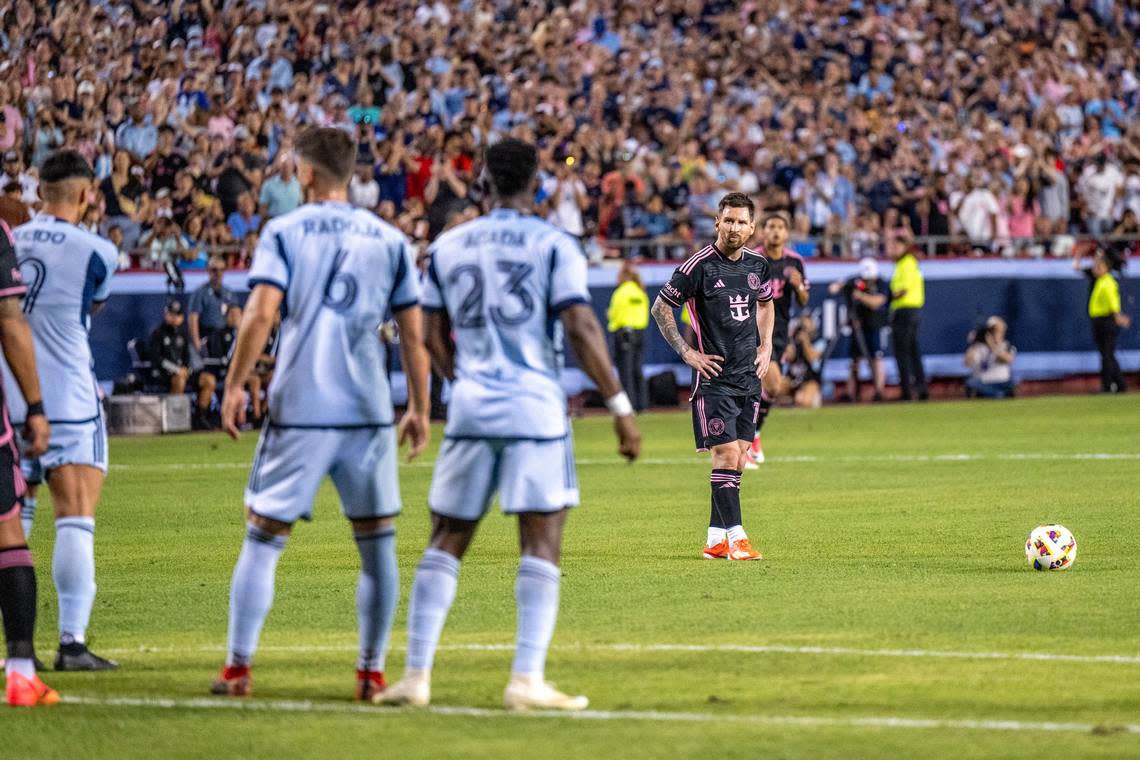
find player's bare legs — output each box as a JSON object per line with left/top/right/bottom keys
{"left": 1, "top": 515, "right": 58, "bottom": 706}
{"left": 748, "top": 362, "right": 784, "bottom": 468}
{"left": 49, "top": 464, "right": 116, "bottom": 671}
{"left": 212, "top": 510, "right": 292, "bottom": 696}
{"left": 19, "top": 483, "right": 37, "bottom": 540}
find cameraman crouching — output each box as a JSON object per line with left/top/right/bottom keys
{"left": 964, "top": 316, "right": 1017, "bottom": 399}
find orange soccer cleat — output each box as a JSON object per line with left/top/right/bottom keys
{"left": 702, "top": 539, "right": 729, "bottom": 559}
{"left": 727, "top": 537, "right": 764, "bottom": 561}
{"left": 355, "top": 670, "right": 386, "bottom": 701}
{"left": 210, "top": 664, "right": 252, "bottom": 697}
{"left": 6, "top": 672, "right": 60, "bottom": 707}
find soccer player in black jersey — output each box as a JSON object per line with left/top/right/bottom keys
{"left": 652, "top": 193, "right": 774, "bottom": 561}
{"left": 746, "top": 211, "right": 809, "bottom": 468}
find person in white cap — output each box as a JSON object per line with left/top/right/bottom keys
{"left": 829, "top": 257, "right": 889, "bottom": 402}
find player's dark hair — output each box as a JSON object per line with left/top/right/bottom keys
{"left": 761, "top": 210, "right": 792, "bottom": 229}
{"left": 39, "top": 150, "right": 94, "bottom": 203}
{"left": 485, "top": 139, "right": 538, "bottom": 199}
{"left": 717, "top": 192, "right": 754, "bottom": 220}
{"left": 295, "top": 126, "right": 356, "bottom": 186}
{"left": 40, "top": 150, "right": 94, "bottom": 185}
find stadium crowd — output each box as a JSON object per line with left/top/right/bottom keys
{"left": 1, "top": 0, "right": 1140, "bottom": 265}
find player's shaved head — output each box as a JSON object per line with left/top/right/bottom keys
{"left": 485, "top": 139, "right": 538, "bottom": 199}
{"left": 39, "top": 150, "right": 95, "bottom": 204}
{"left": 295, "top": 127, "right": 356, "bottom": 187}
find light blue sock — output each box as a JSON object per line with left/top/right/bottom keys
{"left": 225, "top": 525, "right": 287, "bottom": 667}
{"left": 354, "top": 527, "right": 398, "bottom": 672}
{"left": 512, "top": 556, "right": 561, "bottom": 677}
{"left": 19, "top": 496, "right": 35, "bottom": 539}
{"left": 405, "top": 548, "right": 459, "bottom": 673}
{"left": 53, "top": 516, "right": 96, "bottom": 644}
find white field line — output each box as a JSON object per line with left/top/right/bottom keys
{"left": 95, "top": 641, "right": 1140, "bottom": 665}
{"left": 108, "top": 452, "right": 1140, "bottom": 472}
{"left": 57, "top": 695, "right": 1140, "bottom": 735}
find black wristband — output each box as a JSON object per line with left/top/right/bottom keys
{"left": 25, "top": 401, "right": 44, "bottom": 418}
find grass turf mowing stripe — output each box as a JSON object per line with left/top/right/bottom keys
{"left": 90, "top": 641, "right": 1140, "bottom": 664}
{"left": 56, "top": 695, "right": 1140, "bottom": 735}
{"left": 107, "top": 451, "right": 1140, "bottom": 472}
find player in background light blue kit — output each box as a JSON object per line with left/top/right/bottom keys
{"left": 3, "top": 151, "right": 119, "bottom": 671}
{"left": 378, "top": 139, "right": 641, "bottom": 712}
{"left": 210, "top": 128, "right": 431, "bottom": 702}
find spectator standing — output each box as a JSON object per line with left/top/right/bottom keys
{"left": 606, "top": 261, "right": 650, "bottom": 412}
{"left": 146, "top": 300, "right": 191, "bottom": 394}
{"left": 964, "top": 317, "right": 1018, "bottom": 399}
{"left": 188, "top": 256, "right": 234, "bottom": 356}
{"left": 953, "top": 172, "right": 1000, "bottom": 250}
{"left": 1035, "top": 149, "right": 1070, "bottom": 235}
{"left": 889, "top": 238, "right": 928, "bottom": 401}
{"left": 1078, "top": 154, "right": 1124, "bottom": 235}
{"left": 1074, "top": 247, "right": 1131, "bottom": 393}
{"left": 349, "top": 161, "right": 380, "bottom": 210}
{"left": 544, "top": 160, "right": 588, "bottom": 240}
{"left": 147, "top": 126, "right": 188, "bottom": 195}
{"left": 115, "top": 101, "right": 158, "bottom": 162}
{"left": 258, "top": 159, "right": 302, "bottom": 219}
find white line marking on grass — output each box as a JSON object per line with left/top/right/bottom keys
{"left": 58, "top": 695, "right": 1140, "bottom": 735}
{"left": 108, "top": 452, "right": 1140, "bottom": 472}
{"left": 97, "top": 641, "right": 1140, "bottom": 665}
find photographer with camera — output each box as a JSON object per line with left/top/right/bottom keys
{"left": 829, "top": 257, "right": 889, "bottom": 402}
{"left": 781, "top": 313, "right": 826, "bottom": 409}
{"left": 963, "top": 316, "right": 1017, "bottom": 399}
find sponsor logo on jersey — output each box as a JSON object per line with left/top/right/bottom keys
{"left": 728, "top": 294, "right": 750, "bottom": 321}
{"left": 714, "top": 279, "right": 725, "bottom": 288}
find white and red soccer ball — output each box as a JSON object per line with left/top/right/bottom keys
{"left": 1025, "top": 524, "right": 1077, "bottom": 571}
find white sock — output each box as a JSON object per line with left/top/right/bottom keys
{"left": 54, "top": 517, "right": 96, "bottom": 644}
{"left": 225, "top": 525, "right": 287, "bottom": 667}
{"left": 727, "top": 525, "right": 747, "bottom": 543}
{"left": 20, "top": 496, "right": 35, "bottom": 539}
{"left": 706, "top": 527, "right": 727, "bottom": 546}
{"left": 4, "top": 657, "right": 35, "bottom": 679}
{"left": 405, "top": 548, "right": 459, "bottom": 673}
{"left": 512, "top": 556, "right": 561, "bottom": 677}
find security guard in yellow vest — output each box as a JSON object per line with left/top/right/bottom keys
{"left": 889, "top": 239, "right": 928, "bottom": 400}
{"left": 1075, "top": 247, "right": 1131, "bottom": 393}
{"left": 608, "top": 261, "right": 650, "bottom": 411}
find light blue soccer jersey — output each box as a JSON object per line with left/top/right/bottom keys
{"left": 2, "top": 213, "right": 117, "bottom": 424}
{"left": 422, "top": 208, "right": 590, "bottom": 439}
{"left": 248, "top": 201, "right": 419, "bottom": 427}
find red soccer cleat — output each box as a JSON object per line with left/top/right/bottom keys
{"left": 703, "top": 539, "right": 729, "bottom": 559}
{"left": 728, "top": 538, "right": 764, "bottom": 561}
{"left": 210, "top": 664, "right": 252, "bottom": 697}
{"left": 6, "top": 672, "right": 60, "bottom": 707}
{"left": 355, "top": 670, "right": 386, "bottom": 701}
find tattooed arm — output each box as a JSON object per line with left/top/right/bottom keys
{"left": 652, "top": 295, "right": 723, "bottom": 379}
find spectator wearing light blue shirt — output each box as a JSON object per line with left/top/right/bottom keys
{"left": 115, "top": 102, "right": 157, "bottom": 161}
{"left": 227, "top": 192, "right": 262, "bottom": 241}
{"left": 259, "top": 159, "right": 303, "bottom": 219}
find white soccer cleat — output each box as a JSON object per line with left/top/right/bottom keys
{"left": 503, "top": 673, "right": 588, "bottom": 712}
{"left": 373, "top": 669, "right": 431, "bottom": 707}
{"left": 743, "top": 458, "right": 759, "bottom": 470}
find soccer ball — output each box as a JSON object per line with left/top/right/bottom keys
{"left": 1025, "top": 525, "right": 1077, "bottom": 571}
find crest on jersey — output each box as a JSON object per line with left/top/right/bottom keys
{"left": 748, "top": 272, "right": 762, "bottom": 290}
{"left": 728, "top": 294, "right": 750, "bottom": 322}
{"left": 708, "top": 417, "right": 726, "bottom": 436}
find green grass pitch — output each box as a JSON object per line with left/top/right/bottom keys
{"left": 6, "top": 395, "right": 1140, "bottom": 758}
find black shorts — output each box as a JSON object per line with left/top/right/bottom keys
{"left": 691, "top": 393, "right": 762, "bottom": 452}
{"left": 0, "top": 435, "right": 23, "bottom": 522}
{"left": 850, "top": 325, "right": 883, "bottom": 359}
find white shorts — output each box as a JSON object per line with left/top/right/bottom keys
{"left": 18, "top": 417, "right": 108, "bottom": 480}
{"left": 428, "top": 436, "right": 579, "bottom": 521}
{"left": 245, "top": 424, "right": 401, "bottom": 523}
